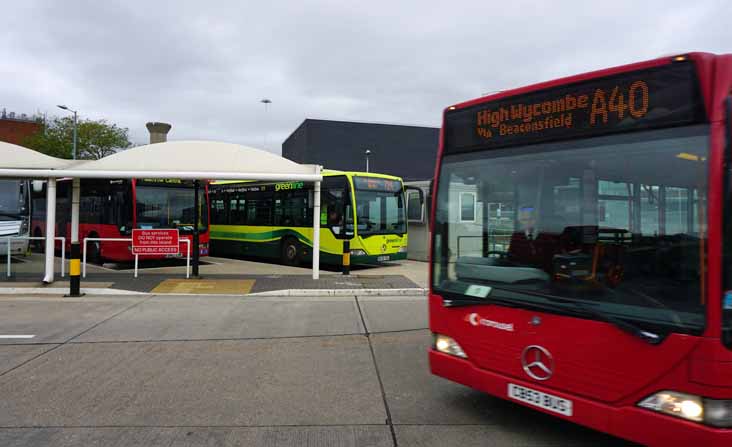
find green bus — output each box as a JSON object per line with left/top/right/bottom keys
{"left": 209, "top": 170, "right": 419, "bottom": 266}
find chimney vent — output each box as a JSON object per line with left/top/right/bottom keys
{"left": 146, "top": 122, "right": 172, "bottom": 144}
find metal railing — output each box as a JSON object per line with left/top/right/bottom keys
{"left": 83, "top": 237, "right": 190, "bottom": 279}
{"left": 4, "top": 236, "right": 66, "bottom": 278}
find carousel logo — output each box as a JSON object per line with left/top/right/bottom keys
{"left": 465, "top": 313, "right": 514, "bottom": 332}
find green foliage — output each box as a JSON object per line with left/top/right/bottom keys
{"left": 23, "top": 116, "right": 133, "bottom": 160}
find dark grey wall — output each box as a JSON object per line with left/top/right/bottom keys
{"left": 282, "top": 119, "right": 438, "bottom": 181}
{"left": 283, "top": 120, "right": 308, "bottom": 163}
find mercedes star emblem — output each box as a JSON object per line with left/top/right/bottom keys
{"left": 521, "top": 345, "right": 554, "bottom": 381}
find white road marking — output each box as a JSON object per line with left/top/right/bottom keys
{"left": 0, "top": 335, "right": 35, "bottom": 339}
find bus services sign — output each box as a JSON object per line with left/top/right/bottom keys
{"left": 132, "top": 229, "right": 179, "bottom": 255}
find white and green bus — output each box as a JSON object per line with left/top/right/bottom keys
{"left": 209, "top": 170, "right": 420, "bottom": 266}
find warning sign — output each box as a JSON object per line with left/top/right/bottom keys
{"left": 132, "top": 229, "right": 179, "bottom": 255}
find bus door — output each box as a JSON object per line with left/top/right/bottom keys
{"left": 322, "top": 176, "right": 353, "bottom": 240}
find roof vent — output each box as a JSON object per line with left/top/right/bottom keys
{"left": 145, "top": 122, "right": 172, "bottom": 144}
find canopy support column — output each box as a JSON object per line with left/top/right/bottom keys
{"left": 42, "top": 178, "right": 56, "bottom": 284}
{"left": 67, "top": 178, "right": 83, "bottom": 296}
{"left": 312, "top": 179, "right": 321, "bottom": 280}
{"left": 192, "top": 179, "right": 200, "bottom": 278}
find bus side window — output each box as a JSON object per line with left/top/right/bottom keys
{"left": 229, "top": 195, "right": 239, "bottom": 224}
{"left": 211, "top": 198, "right": 226, "bottom": 225}
{"left": 253, "top": 195, "right": 272, "bottom": 226}
{"left": 273, "top": 197, "right": 284, "bottom": 226}
{"left": 108, "top": 181, "right": 131, "bottom": 232}
{"left": 279, "top": 190, "right": 308, "bottom": 227}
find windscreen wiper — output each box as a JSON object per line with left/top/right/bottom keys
{"left": 490, "top": 286, "right": 664, "bottom": 345}
{"left": 442, "top": 294, "right": 556, "bottom": 313}
{"left": 565, "top": 299, "right": 663, "bottom": 345}
{"left": 443, "top": 297, "right": 515, "bottom": 307}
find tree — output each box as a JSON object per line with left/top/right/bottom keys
{"left": 23, "top": 116, "right": 133, "bottom": 160}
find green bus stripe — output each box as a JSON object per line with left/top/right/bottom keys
{"left": 211, "top": 229, "right": 313, "bottom": 246}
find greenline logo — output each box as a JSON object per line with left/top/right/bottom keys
{"left": 275, "top": 181, "right": 304, "bottom": 191}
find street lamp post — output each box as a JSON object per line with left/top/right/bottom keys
{"left": 260, "top": 99, "right": 271, "bottom": 149}
{"left": 57, "top": 105, "right": 78, "bottom": 160}
{"left": 365, "top": 149, "right": 372, "bottom": 172}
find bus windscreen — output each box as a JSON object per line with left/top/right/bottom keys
{"left": 135, "top": 185, "right": 208, "bottom": 231}
{"left": 353, "top": 176, "right": 405, "bottom": 236}
{"left": 433, "top": 125, "right": 709, "bottom": 336}
{"left": 0, "top": 180, "right": 23, "bottom": 218}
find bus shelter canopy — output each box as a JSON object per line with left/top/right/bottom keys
{"left": 63, "top": 141, "right": 321, "bottom": 181}
{"left": 0, "top": 141, "right": 74, "bottom": 171}
{"left": 0, "top": 140, "right": 323, "bottom": 283}
{"left": 2, "top": 140, "right": 321, "bottom": 181}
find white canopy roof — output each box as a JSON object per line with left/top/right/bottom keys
{"left": 0, "top": 141, "right": 74, "bottom": 170}
{"left": 1, "top": 139, "right": 324, "bottom": 282}
{"left": 0, "top": 140, "right": 321, "bottom": 181}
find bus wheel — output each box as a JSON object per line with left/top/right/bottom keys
{"left": 281, "top": 237, "right": 300, "bottom": 266}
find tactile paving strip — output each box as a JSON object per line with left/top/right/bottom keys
{"left": 151, "top": 279, "right": 255, "bottom": 294}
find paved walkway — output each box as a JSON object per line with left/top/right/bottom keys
{"left": 2, "top": 255, "right": 428, "bottom": 294}
{"left": 0, "top": 293, "right": 632, "bottom": 447}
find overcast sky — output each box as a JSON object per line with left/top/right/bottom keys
{"left": 1, "top": 0, "right": 730, "bottom": 154}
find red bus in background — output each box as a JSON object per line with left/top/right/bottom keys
{"left": 32, "top": 178, "right": 209, "bottom": 262}
{"left": 429, "top": 53, "right": 732, "bottom": 446}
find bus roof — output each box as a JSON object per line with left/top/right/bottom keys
{"left": 212, "top": 170, "right": 403, "bottom": 185}
{"left": 322, "top": 169, "right": 403, "bottom": 181}
{"left": 444, "top": 52, "right": 716, "bottom": 113}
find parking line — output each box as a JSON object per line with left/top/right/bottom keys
{"left": 0, "top": 335, "right": 36, "bottom": 339}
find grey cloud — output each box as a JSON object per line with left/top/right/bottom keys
{"left": 1, "top": 0, "right": 729, "bottom": 154}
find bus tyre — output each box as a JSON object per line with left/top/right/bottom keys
{"left": 281, "top": 237, "right": 300, "bottom": 266}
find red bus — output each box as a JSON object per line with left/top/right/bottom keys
{"left": 429, "top": 53, "right": 732, "bottom": 446}
{"left": 32, "top": 178, "right": 210, "bottom": 262}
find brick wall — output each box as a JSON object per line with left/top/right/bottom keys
{"left": 0, "top": 119, "right": 42, "bottom": 146}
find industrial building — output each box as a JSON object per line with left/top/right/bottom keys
{"left": 282, "top": 119, "right": 439, "bottom": 181}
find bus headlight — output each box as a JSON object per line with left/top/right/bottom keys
{"left": 433, "top": 334, "right": 467, "bottom": 359}
{"left": 638, "top": 391, "right": 703, "bottom": 422}
{"left": 20, "top": 219, "right": 29, "bottom": 235}
{"left": 638, "top": 391, "right": 732, "bottom": 426}
{"left": 350, "top": 249, "right": 367, "bottom": 257}
{"left": 398, "top": 245, "right": 408, "bottom": 253}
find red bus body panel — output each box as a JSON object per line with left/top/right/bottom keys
{"left": 33, "top": 180, "right": 210, "bottom": 262}
{"left": 429, "top": 53, "right": 732, "bottom": 446}
{"left": 430, "top": 348, "right": 732, "bottom": 446}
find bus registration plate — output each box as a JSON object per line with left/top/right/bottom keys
{"left": 377, "top": 255, "right": 390, "bottom": 262}
{"left": 508, "top": 384, "right": 573, "bottom": 416}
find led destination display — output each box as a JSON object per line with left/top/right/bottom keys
{"left": 444, "top": 61, "right": 706, "bottom": 154}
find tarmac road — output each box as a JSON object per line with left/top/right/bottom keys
{"left": 0, "top": 293, "right": 632, "bottom": 446}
